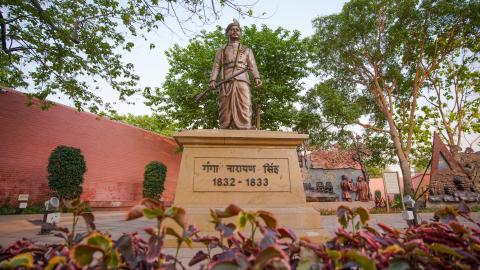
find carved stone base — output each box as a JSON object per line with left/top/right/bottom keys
{"left": 454, "top": 191, "right": 480, "bottom": 202}
{"left": 426, "top": 201, "right": 480, "bottom": 209}
{"left": 181, "top": 206, "right": 322, "bottom": 235}
{"left": 306, "top": 192, "right": 339, "bottom": 202}
{"left": 428, "top": 191, "right": 479, "bottom": 204}
{"left": 173, "top": 129, "right": 311, "bottom": 208}
{"left": 428, "top": 195, "right": 443, "bottom": 203}
{"left": 160, "top": 206, "right": 323, "bottom": 247}
{"left": 170, "top": 129, "right": 322, "bottom": 245}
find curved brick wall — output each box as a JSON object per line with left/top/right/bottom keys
{"left": 0, "top": 89, "right": 181, "bottom": 207}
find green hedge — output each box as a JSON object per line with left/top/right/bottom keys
{"left": 48, "top": 145, "right": 86, "bottom": 200}
{"left": 143, "top": 161, "right": 167, "bottom": 200}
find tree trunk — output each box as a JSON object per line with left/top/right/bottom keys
{"left": 398, "top": 153, "right": 414, "bottom": 195}
{"left": 383, "top": 103, "right": 415, "bottom": 195}
{"left": 370, "top": 76, "right": 416, "bottom": 195}
{"left": 388, "top": 127, "right": 414, "bottom": 195}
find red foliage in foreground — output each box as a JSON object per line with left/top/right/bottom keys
{"left": 1, "top": 199, "right": 479, "bottom": 269}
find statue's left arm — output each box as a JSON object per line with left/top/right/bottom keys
{"left": 247, "top": 48, "right": 262, "bottom": 87}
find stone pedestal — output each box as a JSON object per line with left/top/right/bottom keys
{"left": 172, "top": 129, "right": 322, "bottom": 238}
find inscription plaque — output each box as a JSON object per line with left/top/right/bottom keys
{"left": 193, "top": 157, "right": 290, "bottom": 192}
{"left": 18, "top": 194, "right": 29, "bottom": 201}
{"left": 383, "top": 172, "right": 400, "bottom": 194}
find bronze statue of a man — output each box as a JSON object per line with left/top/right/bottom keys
{"left": 340, "top": 175, "right": 353, "bottom": 202}
{"left": 209, "top": 19, "right": 262, "bottom": 129}
{"left": 355, "top": 176, "right": 370, "bottom": 202}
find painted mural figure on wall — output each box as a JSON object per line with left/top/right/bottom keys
{"left": 355, "top": 176, "right": 369, "bottom": 202}
{"left": 340, "top": 175, "right": 353, "bottom": 202}
{"left": 209, "top": 19, "right": 262, "bottom": 130}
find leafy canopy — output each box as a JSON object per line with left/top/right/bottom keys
{"left": 144, "top": 25, "right": 312, "bottom": 130}
{"left": 0, "top": 0, "right": 262, "bottom": 113}
{"left": 419, "top": 48, "right": 480, "bottom": 150}
{"left": 309, "top": 0, "right": 479, "bottom": 193}
{"left": 110, "top": 113, "right": 178, "bottom": 137}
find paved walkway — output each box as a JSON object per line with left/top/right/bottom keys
{"left": 0, "top": 211, "right": 478, "bottom": 267}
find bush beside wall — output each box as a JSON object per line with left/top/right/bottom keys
{"left": 47, "top": 145, "right": 86, "bottom": 200}
{"left": 143, "top": 161, "right": 167, "bottom": 200}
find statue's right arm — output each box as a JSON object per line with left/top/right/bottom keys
{"left": 209, "top": 48, "right": 222, "bottom": 88}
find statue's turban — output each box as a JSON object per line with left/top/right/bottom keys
{"left": 225, "top": 19, "right": 241, "bottom": 36}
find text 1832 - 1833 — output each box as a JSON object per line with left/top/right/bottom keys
{"left": 212, "top": 177, "right": 268, "bottom": 187}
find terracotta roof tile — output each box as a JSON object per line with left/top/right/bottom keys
{"left": 308, "top": 149, "right": 362, "bottom": 170}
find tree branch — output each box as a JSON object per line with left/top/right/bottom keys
{"left": 433, "top": 77, "right": 455, "bottom": 146}
{"left": 0, "top": 11, "right": 29, "bottom": 54}
{"left": 211, "top": 0, "right": 218, "bottom": 18}
{"left": 406, "top": 13, "right": 430, "bottom": 157}
{"left": 357, "top": 122, "right": 389, "bottom": 133}
{"left": 0, "top": 10, "right": 8, "bottom": 54}
{"left": 29, "top": 0, "right": 79, "bottom": 44}
{"left": 422, "top": 94, "right": 439, "bottom": 108}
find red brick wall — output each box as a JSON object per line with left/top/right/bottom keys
{"left": 0, "top": 90, "right": 181, "bottom": 206}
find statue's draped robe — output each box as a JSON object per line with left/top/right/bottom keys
{"left": 356, "top": 181, "right": 369, "bottom": 202}
{"left": 210, "top": 43, "right": 260, "bottom": 129}
{"left": 341, "top": 179, "right": 353, "bottom": 201}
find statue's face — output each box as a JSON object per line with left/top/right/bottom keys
{"left": 228, "top": 25, "right": 241, "bottom": 39}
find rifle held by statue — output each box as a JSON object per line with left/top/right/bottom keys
{"left": 195, "top": 68, "right": 249, "bottom": 102}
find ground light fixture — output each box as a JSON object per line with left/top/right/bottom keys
{"left": 40, "top": 197, "right": 61, "bottom": 234}
{"left": 402, "top": 195, "right": 418, "bottom": 226}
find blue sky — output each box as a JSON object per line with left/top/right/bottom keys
{"left": 50, "top": 0, "right": 349, "bottom": 115}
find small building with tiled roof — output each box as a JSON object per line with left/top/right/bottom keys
{"left": 308, "top": 148, "right": 362, "bottom": 170}
{"left": 303, "top": 146, "right": 364, "bottom": 202}
{"left": 0, "top": 88, "right": 181, "bottom": 208}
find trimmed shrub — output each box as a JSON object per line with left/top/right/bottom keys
{"left": 143, "top": 161, "right": 167, "bottom": 200}
{"left": 374, "top": 189, "right": 386, "bottom": 208}
{"left": 47, "top": 145, "right": 86, "bottom": 200}
{"left": 392, "top": 193, "right": 403, "bottom": 208}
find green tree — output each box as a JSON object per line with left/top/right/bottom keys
{"left": 294, "top": 81, "right": 395, "bottom": 176}
{"left": 110, "top": 113, "right": 178, "bottom": 137}
{"left": 143, "top": 161, "right": 167, "bottom": 200}
{"left": 310, "top": 0, "right": 479, "bottom": 194}
{"left": 0, "top": 0, "right": 262, "bottom": 113}
{"left": 144, "top": 25, "right": 311, "bottom": 130}
{"left": 361, "top": 131, "right": 396, "bottom": 178}
{"left": 295, "top": 79, "right": 376, "bottom": 148}
{"left": 48, "top": 145, "right": 87, "bottom": 200}
{"left": 420, "top": 48, "right": 480, "bottom": 151}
